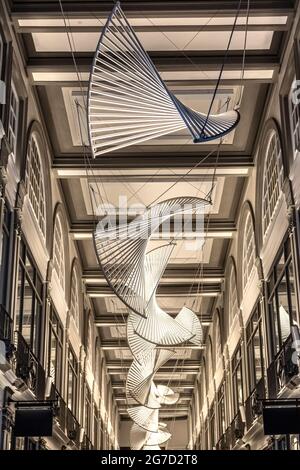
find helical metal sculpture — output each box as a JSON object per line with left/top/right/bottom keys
{"left": 87, "top": 1, "right": 240, "bottom": 156}
{"left": 94, "top": 197, "right": 208, "bottom": 448}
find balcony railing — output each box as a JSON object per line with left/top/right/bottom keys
{"left": 66, "top": 408, "right": 81, "bottom": 447}
{"left": 81, "top": 434, "right": 93, "bottom": 450}
{"left": 216, "top": 428, "right": 231, "bottom": 450}
{"left": 14, "top": 331, "right": 46, "bottom": 400}
{"left": 245, "top": 377, "right": 265, "bottom": 430}
{"left": 0, "top": 304, "right": 13, "bottom": 362}
{"left": 52, "top": 387, "right": 81, "bottom": 447}
{"left": 267, "top": 333, "right": 299, "bottom": 398}
{"left": 53, "top": 388, "right": 67, "bottom": 431}
{"left": 230, "top": 410, "right": 245, "bottom": 448}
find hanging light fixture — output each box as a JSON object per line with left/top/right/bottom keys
{"left": 87, "top": 1, "right": 240, "bottom": 156}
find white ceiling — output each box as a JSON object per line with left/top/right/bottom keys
{"left": 32, "top": 29, "right": 274, "bottom": 52}
{"left": 18, "top": 15, "right": 288, "bottom": 28}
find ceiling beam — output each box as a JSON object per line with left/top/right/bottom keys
{"left": 114, "top": 392, "right": 191, "bottom": 399}
{"left": 111, "top": 381, "right": 195, "bottom": 390}
{"left": 53, "top": 154, "right": 253, "bottom": 171}
{"left": 10, "top": 0, "right": 295, "bottom": 16}
{"left": 27, "top": 54, "right": 280, "bottom": 72}
{"left": 71, "top": 218, "right": 235, "bottom": 234}
{"left": 55, "top": 168, "right": 250, "bottom": 181}
{"left": 95, "top": 315, "right": 212, "bottom": 327}
{"left": 16, "top": 24, "right": 289, "bottom": 34}
{"left": 87, "top": 283, "right": 220, "bottom": 298}
{"left": 100, "top": 340, "right": 204, "bottom": 351}
{"left": 27, "top": 48, "right": 278, "bottom": 87}
{"left": 108, "top": 369, "right": 199, "bottom": 375}
{"left": 119, "top": 413, "right": 188, "bottom": 418}
{"left": 85, "top": 266, "right": 223, "bottom": 277}
{"left": 106, "top": 359, "right": 201, "bottom": 369}
{"left": 85, "top": 266, "right": 224, "bottom": 280}
{"left": 118, "top": 405, "right": 189, "bottom": 411}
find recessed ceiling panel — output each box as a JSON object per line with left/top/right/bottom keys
{"left": 32, "top": 30, "right": 273, "bottom": 52}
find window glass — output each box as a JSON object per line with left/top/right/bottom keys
{"left": 232, "top": 346, "right": 243, "bottom": 417}
{"left": 268, "top": 238, "right": 298, "bottom": 357}
{"left": 217, "top": 383, "right": 226, "bottom": 437}
{"left": 0, "top": 35, "right": 3, "bottom": 78}
{"left": 67, "top": 347, "right": 78, "bottom": 416}
{"left": 289, "top": 79, "right": 300, "bottom": 158}
{"left": 228, "top": 263, "right": 239, "bottom": 325}
{"left": 16, "top": 240, "right": 43, "bottom": 358}
{"left": 70, "top": 267, "right": 80, "bottom": 329}
{"left": 25, "top": 134, "right": 46, "bottom": 237}
{"left": 48, "top": 306, "right": 63, "bottom": 392}
{"left": 7, "top": 82, "right": 19, "bottom": 158}
{"left": 53, "top": 215, "right": 65, "bottom": 290}
{"left": 0, "top": 205, "right": 11, "bottom": 307}
{"left": 242, "top": 212, "right": 256, "bottom": 289}
{"left": 85, "top": 387, "right": 92, "bottom": 439}
{"left": 262, "top": 130, "right": 284, "bottom": 238}
{"left": 246, "top": 304, "right": 264, "bottom": 395}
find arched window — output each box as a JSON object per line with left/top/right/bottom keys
{"left": 200, "top": 364, "right": 207, "bottom": 411}
{"left": 289, "top": 78, "right": 300, "bottom": 157}
{"left": 207, "top": 340, "right": 214, "bottom": 387}
{"left": 53, "top": 214, "right": 65, "bottom": 290}
{"left": 262, "top": 130, "right": 284, "bottom": 238}
{"left": 95, "top": 341, "right": 101, "bottom": 389}
{"left": 214, "top": 314, "right": 222, "bottom": 364}
{"left": 242, "top": 212, "right": 256, "bottom": 290}
{"left": 228, "top": 263, "right": 239, "bottom": 326}
{"left": 87, "top": 314, "right": 93, "bottom": 360}
{"left": 100, "top": 357, "right": 105, "bottom": 400}
{"left": 25, "top": 133, "right": 46, "bottom": 237}
{"left": 70, "top": 266, "right": 80, "bottom": 329}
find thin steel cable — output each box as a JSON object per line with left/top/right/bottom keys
{"left": 200, "top": 0, "right": 242, "bottom": 135}
{"left": 89, "top": 2, "right": 223, "bottom": 82}
{"left": 236, "top": 0, "right": 251, "bottom": 109}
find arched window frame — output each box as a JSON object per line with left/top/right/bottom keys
{"left": 214, "top": 312, "right": 222, "bottom": 365}
{"left": 200, "top": 363, "right": 207, "bottom": 412}
{"left": 53, "top": 213, "right": 65, "bottom": 290}
{"left": 87, "top": 313, "right": 93, "bottom": 361}
{"left": 70, "top": 264, "right": 80, "bottom": 330}
{"left": 95, "top": 339, "right": 101, "bottom": 390}
{"left": 25, "top": 132, "right": 46, "bottom": 238}
{"left": 228, "top": 261, "right": 239, "bottom": 327}
{"left": 288, "top": 76, "right": 300, "bottom": 158}
{"left": 206, "top": 338, "right": 214, "bottom": 388}
{"left": 242, "top": 211, "right": 256, "bottom": 290}
{"left": 262, "top": 129, "right": 284, "bottom": 239}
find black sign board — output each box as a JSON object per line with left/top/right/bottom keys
{"left": 14, "top": 407, "right": 53, "bottom": 437}
{"left": 263, "top": 400, "right": 300, "bottom": 435}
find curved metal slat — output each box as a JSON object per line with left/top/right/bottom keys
{"left": 94, "top": 197, "right": 209, "bottom": 317}
{"left": 88, "top": 2, "right": 240, "bottom": 157}
{"left": 127, "top": 406, "right": 159, "bottom": 433}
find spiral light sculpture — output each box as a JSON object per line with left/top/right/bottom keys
{"left": 87, "top": 1, "right": 240, "bottom": 156}
{"left": 94, "top": 197, "right": 208, "bottom": 448}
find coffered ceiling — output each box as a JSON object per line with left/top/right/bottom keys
{"left": 11, "top": 0, "right": 295, "bottom": 425}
